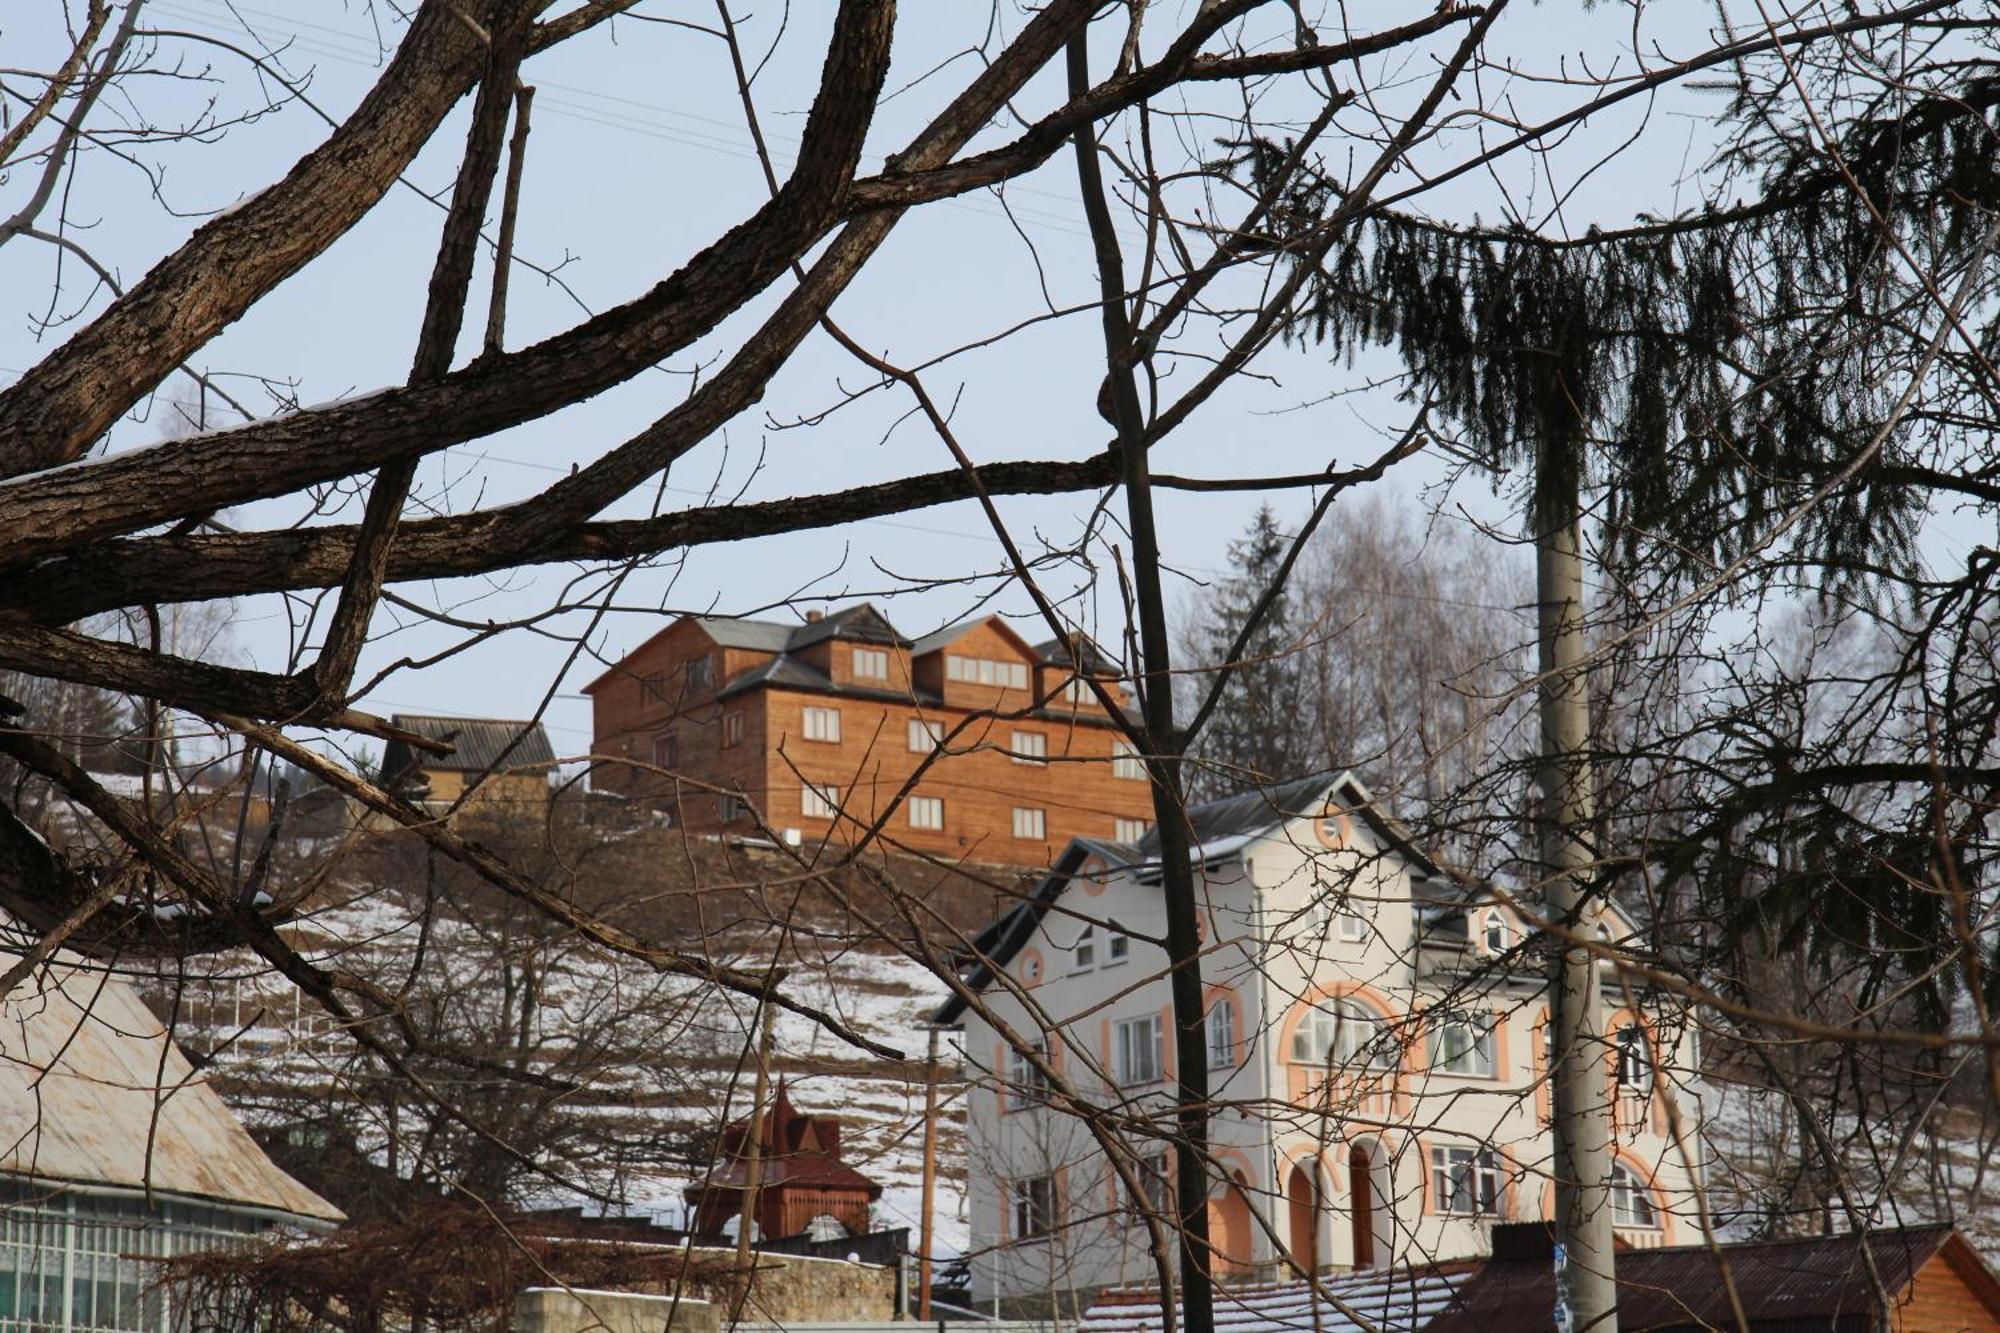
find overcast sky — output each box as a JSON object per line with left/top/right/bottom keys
{"left": 5, "top": 1, "right": 1899, "bottom": 763}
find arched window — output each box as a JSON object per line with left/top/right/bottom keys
{"left": 1482, "top": 909, "right": 1508, "bottom": 954}
{"left": 1616, "top": 1024, "right": 1654, "bottom": 1093}
{"left": 1207, "top": 997, "right": 1237, "bottom": 1069}
{"left": 1291, "top": 998, "right": 1396, "bottom": 1069}
{"left": 1610, "top": 1163, "right": 1658, "bottom": 1228}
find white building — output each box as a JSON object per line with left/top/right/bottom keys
{"left": 0, "top": 926, "right": 341, "bottom": 1333}
{"left": 935, "top": 773, "right": 1703, "bottom": 1306}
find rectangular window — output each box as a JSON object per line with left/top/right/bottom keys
{"left": 651, "top": 733, "right": 678, "bottom": 769}
{"left": 1112, "top": 740, "right": 1145, "bottom": 780}
{"left": 1105, "top": 931, "right": 1129, "bottom": 966}
{"left": 909, "top": 796, "right": 945, "bottom": 830}
{"left": 1126, "top": 1152, "right": 1171, "bottom": 1216}
{"left": 1070, "top": 926, "right": 1096, "bottom": 972}
{"left": 908, "top": 717, "right": 944, "bottom": 753}
{"left": 1208, "top": 999, "right": 1237, "bottom": 1069}
{"left": 1114, "top": 1015, "right": 1164, "bottom": 1085}
{"left": 1114, "top": 818, "right": 1150, "bottom": 844}
{"left": 1338, "top": 906, "right": 1369, "bottom": 942}
{"left": 719, "top": 794, "right": 745, "bottom": 823}
{"left": 1059, "top": 676, "right": 1093, "bottom": 703}
{"left": 721, "top": 711, "right": 745, "bottom": 748}
{"left": 1430, "top": 1147, "right": 1501, "bottom": 1216}
{"left": 852, "top": 647, "right": 889, "bottom": 679}
{"left": 802, "top": 706, "right": 841, "bottom": 743}
{"left": 687, "top": 656, "right": 712, "bottom": 689}
{"left": 640, "top": 673, "right": 668, "bottom": 705}
{"left": 801, "top": 782, "right": 841, "bottom": 819}
{"left": 1429, "top": 1013, "right": 1497, "bottom": 1078}
{"left": 1011, "top": 1176, "right": 1055, "bottom": 1240}
{"left": 1006, "top": 1042, "right": 1049, "bottom": 1111}
{"left": 1011, "top": 731, "right": 1047, "bottom": 765}
{"left": 1012, "top": 807, "right": 1046, "bottom": 840}
{"left": 945, "top": 655, "right": 1028, "bottom": 689}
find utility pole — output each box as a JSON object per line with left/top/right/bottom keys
{"left": 1535, "top": 439, "right": 1618, "bottom": 1333}
{"left": 733, "top": 997, "right": 776, "bottom": 1318}
{"left": 916, "top": 1026, "right": 941, "bottom": 1321}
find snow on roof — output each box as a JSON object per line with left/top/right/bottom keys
{"left": 1081, "top": 1269, "right": 1462, "bottom": 1333}
{"left": 0, "top": 926, "right": 343, "bottom": 1222}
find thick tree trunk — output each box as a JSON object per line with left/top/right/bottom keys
{"left": 1535, "top": 441, "right": 1618, "bottom": 1333}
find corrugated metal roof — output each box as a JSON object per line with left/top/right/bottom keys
{"left": 1081, "top": 1269, "right": 1463, "bottom": 1333}
{"left": 386, "top": 714, "right": 557, "bottom": 775}
{"left": 1424, "top": 1227, "right": 1958, "bottom": 1333}
{"left": 0, "top": 927, "right": 342, "bottom": 1221}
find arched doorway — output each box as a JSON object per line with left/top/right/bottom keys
{"left": 1286, "top": 1161, "right": 1320, "bottom": 1275}
{"left": 1207, "top": 1172, "right": 1254, "bottom": 1277}
{"left": 1347, "top": 1140, "right": 1390, "bottom": 1268}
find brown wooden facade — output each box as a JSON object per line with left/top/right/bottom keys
{"left": 584, "top": 605, "right": 1157, "bottom": 867}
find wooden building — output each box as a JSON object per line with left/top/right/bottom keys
{"left": 583, "top": 604, "right": 1156, "bottom": 866}
{"left": 381, "top": 714, "right": 556, "bottom": 816}
{"left": 685, "top": 1081, "right": 882, "bottom": 1241}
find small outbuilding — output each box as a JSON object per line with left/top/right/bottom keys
{"left": 0, "top": 925, "right": 341, "bottom": 1333}
{"left": 685, "top": 1081, "right": 881, "bottom": 1242}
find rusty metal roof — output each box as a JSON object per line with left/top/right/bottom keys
{"left": 0, "top": 930, "right": 343, "bottom": 1221}
{"left": 1424, "top": 1226, "right": 1962, "bottom": 1333}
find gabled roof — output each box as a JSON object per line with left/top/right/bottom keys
{"left": 933, "top": 840, "right": 1136, "bottom": 1025}
{"left": 786, "top": 603, "right": 908, "bottom": 650}
{"left": 385, "top": 715, "right": 556, "bottom": 777}
{"left": 932, "top": 772, "right": 1443, "bottom": 1025}
{"left": 688, "top": 615, "right": 797, "bottom": 653}
{"left": 0, "top": 924, "right": 342, "bottom": 1221}
{"left": 716, "top": 654, "right": 942, "bottom": 706}
{"left": 1425, "top": 1225, "right": 1990, "bottom": 1333}
{"left": 1032, "top": 633, "right": 1121, "bottom": 676}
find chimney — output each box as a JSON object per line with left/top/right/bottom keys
{"left": 804, "top": 609, "right": 824, "bottom": 623}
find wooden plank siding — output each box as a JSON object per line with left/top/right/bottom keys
{"left": 586, "top": 611, "right": 1157, "bottom": 867}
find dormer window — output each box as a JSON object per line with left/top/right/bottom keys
{"left": 1071, "top": 926, "right": 1096, "bottom": 972}
{"left": 1482, "top": 910, "right": 1509, "bottom": 954}
{"left": 852, "top": 647, "right": 889, "bottom": 679}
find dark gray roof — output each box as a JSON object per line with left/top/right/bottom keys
{"left": 688, "top": 615, "right": 798, "bottom": 653}
{"left": 384, "top": 715, "right": 557, "bottom": 777}
{"left": 934, "top": 840, "right": 1140, "bottom": 1025}
{"left": 907, "top": 621, "right": 980, "bottom": 657}
{"left": 1032, "top": 634, "right": 1120, "bottom": 676}
{"left": 717, "top": 654, "right": 943, "bottom": 706}
{"left": 785, "top": 603, "right": 908, "bottom": 649}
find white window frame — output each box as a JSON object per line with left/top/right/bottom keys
{"left": 1611, "top": 1164, "right": 1659, "bottom": 1228}
{"left": 1483, "top": 909, "right": 1509, "bottom": 954}
{"left": 1126, "top": 1151, "right": 1171, "bottom": 1216}
{"left": 1114, "top": 1014, "right": 1165, "bottom": 1086}
{"left": 908, "top": 795, "right": 945, "bottom": 831}
{"left": 802, "top": 705, "right": 841, "bottom": 743}
{"left": 1012, "top": 806, "right": 1046, "bottom": 840}
{"left": 1429, "top": 1012, "right": 1498, "bottom": 1078}
{"left": 1337, "top": 906, "right": 1369, "bottom": 942}
{"left": 1005, "top": 1042, "right": 1049, "bottom": 1111}
{"left": 946, "top": 655, "right": 1029, "bottom": 689}
{"left": 851, "top": 646, "right": 889, "bottom": 680}
{"left": 1070, "top": 926, "right": 1096, "bottom": 973}
{"left": 1104, "top": 931, "right": 1129, "bottom": 966}
{"left": 1430, "top": 1146, "right": 1501, "bottom": 1216}
{"left": 1112, "top": 739, "right": 1145, "bottom": 780}
{"left": 1010, "top": 730, "right": 1048, "bottom": 765}
{"left": 1616, "top": 1024, "right": 1655, "bottom": 1094}
{"left": 801, "top": 782, "right": 841, "bottom": 820}
{"left": 908, "top": 717, "right": 944, "bottom": 753}
{"left": 1011, "top": 1175, "right": 1055, "bottom": 1240}
{"left": 1207, "top": 998, "right": 1237, "bottom": 1069}
{"left": 1114, "top": 817, "right": 1150, "bottom": 844}
{"left": 1291, "top": 998, "right": 1396, "bottom": 1070}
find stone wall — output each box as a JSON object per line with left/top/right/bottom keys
{"left": 515, "top": 1289, "right": 717, "bottom": 1333}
